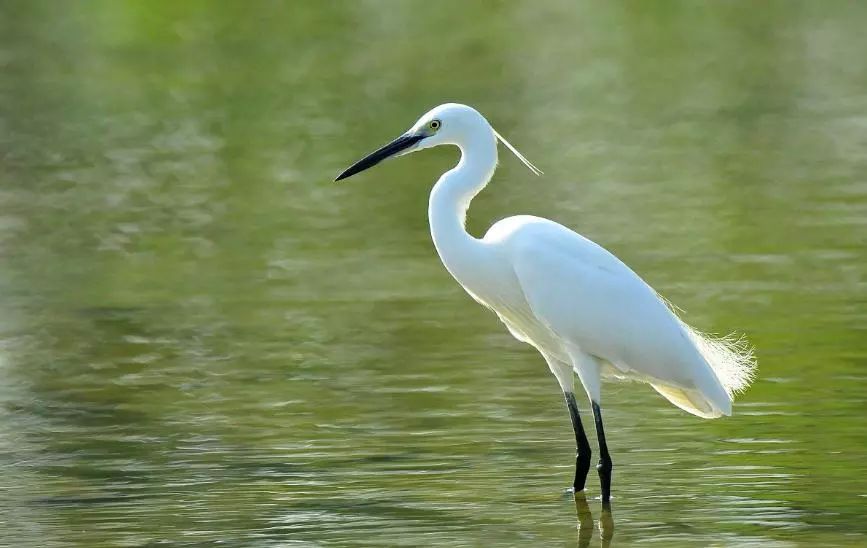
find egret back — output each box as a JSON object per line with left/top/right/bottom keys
{"left": 488, "top": 215, "right": 755, "bottom": 417}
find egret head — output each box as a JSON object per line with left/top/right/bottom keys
{"left": 334, "top": 103, "right": 541, "bottom": 181}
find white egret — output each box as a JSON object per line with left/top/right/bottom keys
{"left": 335, "top": 103, "right": 756, "bottom": 506}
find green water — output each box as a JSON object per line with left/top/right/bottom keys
{"left": 1, "top": 2, "right": 865, "bottom": 546}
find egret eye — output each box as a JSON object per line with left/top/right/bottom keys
{"left": 429, "top": 119, "right": 441, "bottom": 130}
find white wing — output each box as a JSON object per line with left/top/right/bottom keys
{"left": 493, "top": 216, "right": 753, "bottom": 417}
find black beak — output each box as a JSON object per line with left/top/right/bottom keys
{"left": 334, "top": 132, "right": 424, "bottom": 181}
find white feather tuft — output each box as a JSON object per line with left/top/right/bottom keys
{"left": 678, "top": 320, "right": 757, "bottom": 397}
{"left": 652, "top": 289, "right": 757, "bottom": 399}
{"left": 492, "top": 128, "right": 543, "bottom": 176}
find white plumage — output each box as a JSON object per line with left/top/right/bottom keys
{"left": 483, "top": 214, "right": 754, "bottom": 418}
{"left": 336, "top": 102, "right": 756, "bottom": 503}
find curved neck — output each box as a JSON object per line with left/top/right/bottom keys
{"left": 428, "top": 129, "right": 497, "bottom": 275}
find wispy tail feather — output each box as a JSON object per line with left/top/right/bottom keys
{"left": 654, "top": 290, "right": 758, "bottom": 403}
{"left": 653, "top": 320, "right": 756, "bottom": 419}
{"left": 679, "top": 321, "right": 757, "bottom": 398}
{"left": 648, "top": 290, "right": 757, "bottom": 417}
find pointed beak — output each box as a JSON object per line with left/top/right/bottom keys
{"left": 334, "top": 132, "right": 425, "bottom": 181}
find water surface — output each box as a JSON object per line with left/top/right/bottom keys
{"left": 1, "top": 2, "right": 866, "bottom": 546}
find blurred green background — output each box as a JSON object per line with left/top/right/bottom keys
{"left": 1, "top": 1, "right": 865, "bottom": 546}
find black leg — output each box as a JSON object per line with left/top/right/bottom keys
{"left": 564, "top": 392, "right": 592, "bottom": 492}
{"left": 591, "top": 401, "right": 613, "bottom": 508}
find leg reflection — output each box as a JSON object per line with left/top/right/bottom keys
{"left": 572, "top": 491, "right": 615, "bottom": 547}
{"left": 599, "top": 504, "right": 614, "bottom": 545}
{"left": 573, "top": 491, "right": 594, "bottom": 547}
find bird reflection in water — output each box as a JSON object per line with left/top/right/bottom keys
{"left": 574, "top": 492, "right": 613, "bottom": 548}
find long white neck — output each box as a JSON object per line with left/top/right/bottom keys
{"left": 428, "top": 127, "right": 497, "bottom": 279}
